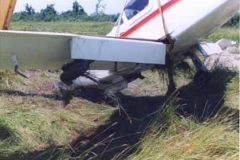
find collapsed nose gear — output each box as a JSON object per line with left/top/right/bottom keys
{"left": 60, "top": 60, "right": 92, "bottom": 85}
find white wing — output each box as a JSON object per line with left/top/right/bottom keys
{"left": 0, "top": 30, "right": 166, "bottom": 70}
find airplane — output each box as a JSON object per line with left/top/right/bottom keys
{"left": 0, "top": 0, "right": 239, "bottom": 96}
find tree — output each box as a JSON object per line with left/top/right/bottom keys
{"left": 72, "top": 1, "right": 86, "bottom": 15}
{"left": 40, "top": 4, "right": 58, "bottom": 22}
{"left": 24, "top": 4, "right": 35, "bottom": 15}
{"left": 95, "top": 0, "right": 106, "bottom": 16}
{"left": 16, "top": 4, "right": 36, "bottom": 21}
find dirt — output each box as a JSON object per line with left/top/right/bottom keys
{"left": 205, "top": 44, "right": 240, "bottom": 71}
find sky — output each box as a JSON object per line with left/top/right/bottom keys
{"left": 14, "top": 0, "right": 127, "bottom": 14}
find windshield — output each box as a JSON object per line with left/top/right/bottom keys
{"left": 125, "top": 0, "right": 149, "bottom": 19}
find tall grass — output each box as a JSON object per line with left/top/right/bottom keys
{"left": 0, "top": 71, "right": 115, "bottom": 159}
{"left": 128, "top": 99, "right": 239, "bottom": 160}
{"left": 225, "top": 74, "right": 239, "bottom": 109}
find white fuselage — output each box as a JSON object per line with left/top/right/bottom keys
{"left": 74, "top": 0, "right": 240, "bottom": 90}
{"left": 109, "top": 0, "right": 239, "bottom": 56}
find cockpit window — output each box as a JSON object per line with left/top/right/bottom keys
{"left": 125, "top": 0, "right": 149, "bottom": 20}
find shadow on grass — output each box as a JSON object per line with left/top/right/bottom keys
{"left": 177, "top": 69, "right": 239, "bottom": 121}
{"left": 70, "top": 94, "right": 167, "bottom": 160}
{"left": 0, "top": 90, "right": 57, "bottom": 99}
{"left": 67, "top": 69, "right": 239, "bottom": 160}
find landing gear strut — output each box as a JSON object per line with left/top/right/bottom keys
{"left": 165, "top": 56, "right": 177, "bottom": 96}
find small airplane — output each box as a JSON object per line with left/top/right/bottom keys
{"left": 0, "top": 0, "right": 239, "bottom": 95}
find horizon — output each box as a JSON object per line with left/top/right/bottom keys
{"left": 14, "top": 0, "right": 126, "bottom": 14}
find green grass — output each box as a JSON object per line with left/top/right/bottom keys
{"left": 10, "top": 22, "right": 113, "bottom": 35}
{"left": 207, "top": 28, "right": 240, "bottom": 42}
{"left": 224, "top": 74, "right": 239, "bottom": 109}
{"left": 0, "top": 69, "right": 239, "bottom": 159}
{"left": 0, "top": 71, "right": 115, "bottom": 159}
{"left": 128, "top": 101, "right": 239, "bottom": 160}
{"left": 0, "top": 22, "right": 239, "bottom": 159}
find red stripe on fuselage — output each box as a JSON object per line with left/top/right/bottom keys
{"left": 120, "top": 0, "right": 182, "bottom": 38}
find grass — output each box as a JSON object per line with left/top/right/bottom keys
{"left": 224, "top": 74, "right": 239, "bottom": 109}
{"left": 128, "top": 102, "right": 239, "bottom": 160}
{"left": 207, "top": 28, "right": 240, "bottom": 43}
{"left": 0, "top": 22, "right": 239, "bottom": 159}
{"left": 125, "top": 68, "right": 239, "bottom": 160}
{"left": 9, "top": 22, "right": 113, "bottom": 36}
{"left": 0, "top": 71, "right": 115, "bottom": 159}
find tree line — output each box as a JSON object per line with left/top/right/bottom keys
{"left": 12, "top": 0, "right": 239, "bottom": 27}
{"left": 12, "top": 1, "right": 119, "bottom": 22}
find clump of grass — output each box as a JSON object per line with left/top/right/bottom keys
{"left": 0, "top": 69, "right": 116, "bottom": 159}
{"left": 0, "top": 98, "right": 115, "bottom": 159}
{"left": 0, "top": 70, "right": 30, "bottom": 91}
{"left": 224, "top": 74, "right": 239, "bottom": 109}
{"left": 128, "top": 99, "right": 239, "bottom": 160}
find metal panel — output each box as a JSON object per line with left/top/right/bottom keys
{"left": 0, "top": 30, "right": 73, "bottom": 69}
{"left": 71, "top": 36, "right": 166, "bottom": 64}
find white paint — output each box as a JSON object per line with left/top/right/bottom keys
{"left": 198, "top": 43, "right": 223, "bottom": 56}
{"left": 109, "top": 0, "right": 239, "bottom": 55}
{"left": 71, "top": 36, "right": 166, "bottom": 64}
{"left": 216, "top": 39, "right": 237, "bottom": 50}
{"left": 0, "top": 30, "right": 74, "bottom": 69}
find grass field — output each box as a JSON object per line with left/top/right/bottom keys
{"left": 10, "top": 22, "right": 113, "bottom": 36}
{"left": 0, "top": 22, "right": 239, "bottom": 160}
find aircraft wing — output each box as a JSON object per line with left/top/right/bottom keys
{"left": 0, "top": 30, "right": 166, "bottom": 70}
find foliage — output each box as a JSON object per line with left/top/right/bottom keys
{"left": 12, "top": 4, "right": 36, "bottom": 21}
{"left": 95, "top": 0, "right": 106, "bottom": 16}
{"left": 23, "top": 4, "right": 35, "bottom": 15}
{"left": 72, "top": 1, "right": 86, "bottom": 16}
{"left": 12, "top": 1, "right": 118, "bottom": 22}
{"left": 223, "top": 13, "right": 240, "bottom": 28}
{"left": 39, "top": 4, "right": 58, "bottom": 22}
